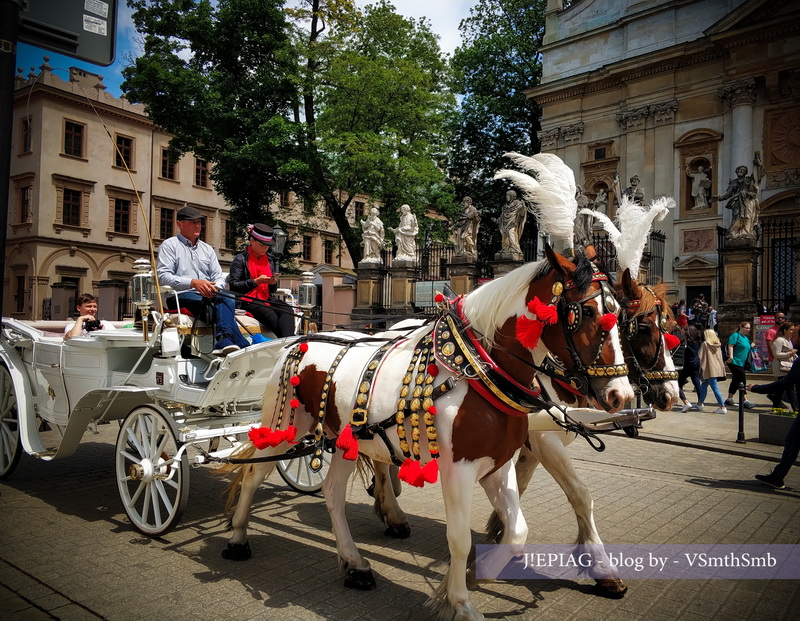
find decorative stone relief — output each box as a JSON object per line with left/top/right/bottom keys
{"left": 767, "top": 168, "right": 800, "bottom": 189}
{"left": 616, "top": 106, "right": 649, "bottom": 131}
{"left": 539, "top": 128, "right": 560, "bottom": 150}
{"left": 718, "top": 77, "right": 757, "bottom": 107}
{"left": 562, "top": 122, "right": 584, "bottom": 144}
{"left": 682, "top": 229, "right": 715, "bottom": 254}
{"left": 652, "top": 100, "right": 678, "bottom": 125}
{"left": 780, "top": 70, "right": 800, "bottom": 101}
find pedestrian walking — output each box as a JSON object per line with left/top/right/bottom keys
{"left": 724, "top": 321, "right": 756, "bottom": 408}
{"left": 769, "top": 322, "right": 798, "bottom": 412}
{"left": 678, "top": 324, "right": 703, "bottom": 412}
{"left": 695, "top": 329, "right": 728, "bottom": 413}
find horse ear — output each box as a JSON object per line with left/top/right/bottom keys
{"left": 544, "top": 244, "right": 575, "bottom": 276}
{"left": 621, "top": 268, "right": 638, "bottom": 299}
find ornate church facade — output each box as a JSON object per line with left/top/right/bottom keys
{"left": 528, "top": 0, "right": 800, "bottom": 311}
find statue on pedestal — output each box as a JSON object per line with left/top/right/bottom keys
{"left": 573, "top": 185, "right": 595, "bottom": 248}
{"left": 391, "top": 204, "right": 419, "bottom": 262}
{"left": 711, "top": 151, "right": 765, "bottom": 242}
{"left": 622, "top": 174, "right": 645, "bottom": 206}
{"left": 686, "top": 163, "right": 711, "bottom": 209}
{"left": 594, "top": 188, "right": 608, "bottom": 215}
{"left": 360, "top": 207, "right": 385, "bottom": 264}
{"left": 496, "top": 189, "right": 526, "bottom": 257}
{"left": 453, "top": 196, "right": 481, "bottom": 257}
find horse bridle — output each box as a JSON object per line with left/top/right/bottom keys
{"left": 619, "top": 286, "right": 678, "bottom": 387}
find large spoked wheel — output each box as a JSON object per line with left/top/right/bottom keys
{"left": 277, "top": 450, "right": 331, "bottom": 494}
{"left": 116, "top": 407, "right": 189, "bottom": 536}
{"left": 0, "top": 365, "right": 22, "bottom": 479}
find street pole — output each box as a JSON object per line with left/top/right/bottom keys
{"left": 737, "top": 381, "right": 747, "bottom": 443}
{"left": 0, "top": 0, "right": 22, "bottom": 318}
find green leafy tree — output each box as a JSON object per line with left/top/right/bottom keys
{"left": 449, "top": 0, "right": 547, "bottom": 262}
{"left": 123, "top": 0, "right": 307, "bottom": 225}
{"left": 123, "top": 0, "right": 455, "bottom": 264}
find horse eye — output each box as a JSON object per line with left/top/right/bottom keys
{"left": 582, "top": 306, "right": 594, "bottom": 318}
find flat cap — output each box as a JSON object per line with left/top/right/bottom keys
{"left": 177, "top": 205, "right": 202, "bottom": 221}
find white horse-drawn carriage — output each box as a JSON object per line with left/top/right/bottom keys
{"left": 0, "top": 261, "right": 327, "bottom": 536}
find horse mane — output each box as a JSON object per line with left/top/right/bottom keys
{"left": 461, "top": 260, "right": 544, "bottom": 350}
{"left": 626, "top": 281, "right": 672, "bottom": 320}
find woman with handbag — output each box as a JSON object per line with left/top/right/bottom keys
{"left": 770, "top": 322, "right": 797, "bottom": 411}
{"left": 725, "top": 321, "right": 756, "bottom": 408}
{"left": 696, "top": 329, "right": 728, "bottom": 413}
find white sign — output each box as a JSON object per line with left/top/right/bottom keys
{"left": 83, "top": 15, "right": 108, "bottom": 36}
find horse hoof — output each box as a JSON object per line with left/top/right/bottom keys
{"left": 344, "top": 568, "right": 376, "bottom": 590}
{"left": 221, "top": 541, "right": 252, "bottom": 561}
{"left": 593, "top": 578, "right": 628, "bottom": 599}
{"left": 384, "top": 524, "right": 411, "bottom": 539}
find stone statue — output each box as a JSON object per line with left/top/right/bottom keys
{"left": 360, "top": 207, "right": 385, "bottom": 264}
{"left": 453, "top": 196, "right": 481, "bottom": 257}
{"left": 496, "top": 189, "right": 527, "bottom": 257}
{"left": 594, "top": 188, "right": 608, "bottom": 215}
{"left": 622, "top": 174, "right": 645, "bottom": 205}
{"left": 391, "top": 204, "right": 419, "bottom": 262}
{"left": 686, "top": 163, "right": 711, "bottom": 209}
{"left": 573, "top": 185, "right": 595, "bottom": 248}
{"left": 711, "top": 151, "right": 765, "bottom": 242}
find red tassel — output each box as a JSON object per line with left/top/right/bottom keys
{"left": 426, "top": 363, "right": 439, "bottom": 377}
{"left": 600, "top": 313, "right": 617, "bottom": 332}
{"left": 434, "top": 293, "right": 445, "bottom": 303}
{"left": 336, "top": 425, "right": 359, "bottom": 460}
{"left": 290, "top": 398, "right": 300, "bottom": 409}
{"left": 421, "top": 459, "right": 439, "bottom": 484}
{"left": 664, "top": 332, "right": 681, "bottom": 350}
{"left": 516, "top": 315, "right": 544, "bottom": 349}
{"left": 427, "top": 405, "right": 437, "bottom": 415}
{"left": 282, "top": 425, "right": 299, "bottom": 445}
{"left": 398, "top": 458, "right": 425, "bottom": 487}
{"left": 249, "top": 426, "right": 294, "bottom": 450}
{"left": 290, "top": 375, "right": 300, "bottom": 386}
{"left": 528, "top": 296, "right": 558, "bottom": 325}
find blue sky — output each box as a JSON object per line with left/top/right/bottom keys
{"left": 16, "top": 1, "right": 474, "bottom": 98}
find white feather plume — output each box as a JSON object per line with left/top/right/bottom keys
{"left": 494, "top": 152, "right": 578, "bottom": 248}
{"left": 616, "top": 196, "right": 673, "bottom": 275}
{"left": 578, "top": 208, "right": 621, "bottom": 246}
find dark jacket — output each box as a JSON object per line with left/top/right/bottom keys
{"left": 228, "top": 250, "right": 279, "bottom": 299}
{"left": 751, "top": 356, "right": 800, "bottom": 394}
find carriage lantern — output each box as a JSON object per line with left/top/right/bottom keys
{"left": 131, "top": 258, "right": 154, "bottom": 341}
{"left": 298, "top": 271, "right": 317, "bottom": 335}
{"left": 272, "top": 224, "right": 288, "bottom": 256}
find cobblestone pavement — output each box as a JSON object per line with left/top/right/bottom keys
{"left": 2, "top": 414, "right": 800, "bottom": 621}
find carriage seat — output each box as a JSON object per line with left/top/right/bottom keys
{"left": 21, "top": 320, "right": 131, "bottom": 339}
{"left": 165, "top": 308, "right": 277, "bottom": 340}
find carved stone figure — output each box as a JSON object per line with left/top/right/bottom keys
{"left": 360, "top": 207, "right": 385, "bottom": 264}
{"left": 453, "top": 197, "right": 481, "bottom": 257}
{"left": 594, "top": 188, "right": 608, "bottom": 215}
{"left": 391, "top": 204, "right": 419, "bottom": 262}
{"left": 496, "top": 189, "right": 526, "bottom": 257}
{"left": 622, "top": 175, "right": 645, "bottom": 205}
{"left": 686, "top": 163, "right": 711, "bottom": 209}
{"left": 711, "top": 151, "right": 765, "bottom": 242}
{"left": 573, "top": 185, "right": 595, "bottom": 248}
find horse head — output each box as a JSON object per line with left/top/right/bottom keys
{"left": 616, "top": 268, "right": 679, "bottom": 410}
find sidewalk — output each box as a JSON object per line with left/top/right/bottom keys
{"left": 631, "top": 373, "right": 791, "bottom": 462}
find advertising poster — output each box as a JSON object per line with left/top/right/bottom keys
{"left": 752, "top": 315, "right": 774, "bottom": 373}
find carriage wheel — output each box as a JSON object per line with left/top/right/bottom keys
{"left": 623, "top": 425, "right": 639, "bottom": 438}
{"left": 0, "top": 365, "right": 22, "bottom": 479}
{"left": 115, "top": 407, "right": 189, "bottom": 536}
{"left": 277, "top": 450, "right": 331, "bottom": 494}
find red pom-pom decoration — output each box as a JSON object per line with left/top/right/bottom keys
{"left": 516, "top": 315, "right": 544, "bottom": 350}
{"left": 599, "top": 313, "right": 617, "bottom": 332}
{"left": 299, "top": 343, "right": 309, "bottom": 353}
{"left": 398, "top": 458, "right": 425, "bottom": 487}
{"left": 335, "top": 425, "right": 359, "bottom": 461}
{"left": 527, "top": 296, "right": 558, "bottom": 325}
{"left": 434, "top": 293, "right": 445, "bottom": 303}
{"left": 283, "top": 425, "right": 299, "bottom": 445}
{"left": 664, "top": 332, "right": 681, "bottom": 350}
{"left": 290, "top": 375, "right": 300, "bottom": 386}
{"left": 427, "top": 405, "right": 437, "bottom": 415}
{"left": 421, "top": 459, "right": 439, "bottom": 484}
{"left": 249, "top": 426, "right": 297, "bottom": 449}
{"left": 290, "top": 398, "right": 300, "bottom": 409}
{"left": 426, "top": 363, "right": 439, "bottom": 377}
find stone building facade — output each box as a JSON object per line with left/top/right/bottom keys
{"left": 528, "top": 0, "right": 800, "bottom": 307}
{"left": 6, "top": 61, "right": 360, "bottom": 321}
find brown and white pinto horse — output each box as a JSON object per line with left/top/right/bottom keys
{"left": 222, "top": 247, "right": 634, "bottom": 620}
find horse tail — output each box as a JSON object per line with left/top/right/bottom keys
{"left": 485, "top": 510, "right": 505, "bottom": 544}
{"left": 218, "top": 442, "right": 257, "bottom": 518}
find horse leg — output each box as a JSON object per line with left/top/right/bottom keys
{"left": 371, "top": 461, "right": 411, "bottom": 539}
{"left": 476, "top": 460, "right": 528, "bottom": 580}
{"left": 529, "top": 432, "right": 627, "bottom": 599}
{"left": 223, "top": 459, "right": 278, "bottom": 561}
{"left": 426, "top": 460, "right": 484, "bottom": 621}
{"left": 324, "top": 452, "right": 376, "bottom": 590}
{"left": 486, "top": 440, "right": 540, "bottom": 543}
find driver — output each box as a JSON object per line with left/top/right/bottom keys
{"left": 64, "top": 293, "right": 117, "bottom": 340}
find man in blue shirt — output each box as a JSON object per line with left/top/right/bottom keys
{"left": 157, "top": 205, "right": 249, "bottom": 356}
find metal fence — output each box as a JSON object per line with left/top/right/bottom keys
{"left": 591, "top": 230, "right": 665, "bottom": 284}
{"left": 758, "top": 219, "right": 796, "bottom": 313}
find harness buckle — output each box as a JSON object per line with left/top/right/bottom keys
{"left": 350, "top": 408, "right": 368, "bottom": 426}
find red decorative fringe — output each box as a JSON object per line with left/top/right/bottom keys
{"left": 335, "top": 425, "right": 359, "bottom": 460}
{"left": 527, "top": 296, "right": 558, "bottom": 325}
{"left": 398, "top": 458, "right": 439, "bottom": 487}
{"left": 516, "top": 315, "right": 544, "bottom": 350}
{"left": 600, "top": 313, "right": 617, "bottom": 332}
{"left": 421, "top": 459, "right": 439, "bottom": 484}
{"left": 664, "top": 332, "right": 681, "bottom": 350}
{"left": 248, "top": 426, "right": 299, "bottom": 450}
